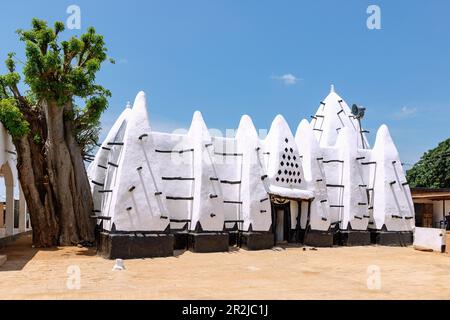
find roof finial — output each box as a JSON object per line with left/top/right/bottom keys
{"left": 126, "top": 101, "right": 132, "bottom": 109}
{"left": 330, "top": 84, "right": 335, "bottom": 93}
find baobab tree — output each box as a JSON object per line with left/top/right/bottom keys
{"left": 0, "top": 19, "right": 113, "bottom": 247}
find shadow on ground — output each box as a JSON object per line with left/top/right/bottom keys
{"left": 0, "top": 234, "right": 62, "bottom": 272}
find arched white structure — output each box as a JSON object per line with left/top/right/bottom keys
{"left": 0, "top": 124, "right": 29, "bottom": 242}
{"left": 89, "top": 86, "right": 415, "bottom": 259}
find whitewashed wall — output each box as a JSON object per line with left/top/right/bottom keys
{"left": 90, "top": 87, "right": 415, "bottom": 235}
{"left": 236, "top": 115, "right": 272, "bottom": 232}
{"left": 0, "top": 123, "right": 27, "bottom": 237}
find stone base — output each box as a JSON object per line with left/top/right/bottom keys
{"left": 173, "top": 231, "right": 189, "bottom": 250}
{"left": 97, "top": 232, "right": 174, "bottom": 260}
{"left": 228, "top": 231, "right": 240, "bottom": 247}
{"left": 339, "top": 230, "right": 371, "bottom": 246}
{"left": 303, "top": 229, "right": 334, "bottom": 247}
{"left": 298, "top": 229, "right": 306, "bottom": 244}
{"left": 371, "top": 231, "right": 413, "bottom": 247}
{"left": 240, "top": 232, "right": 274, "bottom": 251}
{"left": 188, "top": 232, "right": 229, "bottom": 253}
{"left": 289, "top": 229, "right": 299, "bottom": 243}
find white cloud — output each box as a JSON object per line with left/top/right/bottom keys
{"left": 393, "top": 106, "right": 418, "bottom": 119}
{"left": 271, "top": 73, "right": 299, "bottom": 86}
{"left": 117, "top": 58, "right": 128, "bottom": 64}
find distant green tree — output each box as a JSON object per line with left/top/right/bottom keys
{"left": 407, "top": 138, "right": 450, "bottom": 188}
{"left": 0, "top": 19, "right": 114, "bottom": 247}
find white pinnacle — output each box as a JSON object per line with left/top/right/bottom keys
{"left": 330, "top": 84, "right": 335, "bottom": 93}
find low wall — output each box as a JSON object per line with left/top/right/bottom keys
{"left": 413, "top": 227, "right": 446, "bottom": 253}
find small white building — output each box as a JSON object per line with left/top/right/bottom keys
{"left": 411, "top": 188, "right": 450, "bottom": 229}
{"left": 89, "top": 86, "right": 415, "bottom": 259}
{"left": 0, "top": 123, "right": 29, "bottom": 246}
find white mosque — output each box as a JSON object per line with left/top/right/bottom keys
{"left": 88, "top": 86, "right": 415, "bottom": 259}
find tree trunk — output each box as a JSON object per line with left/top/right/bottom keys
{"left": 14, "top": 100, "right": 95, "bottom": 247}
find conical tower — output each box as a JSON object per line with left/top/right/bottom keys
{"left": 371, "top": 125, "right": 415, "bottom": 235}
{"left": 311, "top": 85, "right": 369, "bottom": 149}
{"left": 295, "top": 119, "right": 330, "bottom": 232}
{"left": 94, "top": 92, "right": 174, "bottom": 259}
{"left": 186, "top": 111, "right": 229, "bottom": 252}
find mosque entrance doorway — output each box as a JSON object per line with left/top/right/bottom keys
{"left": 271, "top": 198, "right": 291, "bottom": 245}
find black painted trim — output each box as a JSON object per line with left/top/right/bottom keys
{"left": 166, "top": 196, "right": 194, "bottom": 201}
{"left": 138, "top": 134, "right": 148, "bottom": 140}
{"left": 92, "top": 180, "right": 105, "bottom": 187}
{"left": 220, "top": 180, "right": 241, "bottom": 185}
{"left": 162, "top": 177, "right": 195, "bottom": 181}
{"left": 90, "top": 215, "right": 112, "bottom": 221}
{"left": 214, "top": 152, "right": 243, "bottom": 156}
{"left": 224, "top": 200, "right": 243, "bottom": 204}
{"left": 327, "top": 184, "right": 345, "bottom": 188}
{"left": 323, "top": 160, "right": 344, "bottom": 164}
{"left": 155, "top": 149, "right": 194, "bottom": 154}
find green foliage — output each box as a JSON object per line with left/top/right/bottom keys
{"left": 407, "top": 139, "right": 450, "bottom": 188}
{"left": 17, "top": 19, "right": 111, "bottom": 106}
{"left": 0, "top": 98, "right": 30, "bottom": 137}
{"left": 33, "top": 133, "right": 42, "bottom": 144}
{"left": 5, "top": 53, "right": 16, "bottom": 72}
{"left": 0, "top": 18, "right": 112, "bottom": 152}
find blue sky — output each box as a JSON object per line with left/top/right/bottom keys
{"left": 1, "top": 0, "right": 450, "bottom": 169}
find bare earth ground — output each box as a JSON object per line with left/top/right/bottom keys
{"left": 0, "top": 233, "right": 449, "bottom": 300}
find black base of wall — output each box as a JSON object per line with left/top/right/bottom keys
{"left": 188, "top": 232, "right": 229, "bottom": 253}
{"left": 303, "top": 229, "right": 334, "bottom": 247}
{"left": 371, "top": 231, "right": 413, "bottom": 247}
{"left": 339, "top": 230, "right": 371, "bottom": 246}
{"left": 288, "top": 230, "right": 299, "bottom": 243}
{"left": 228, "top": 231, "right": 240, "bottom": 247}
{"left": 97, "top": 232, "right": 174, "bottom": 259}
{"left": 173, "top": 231, "right": 189, "bottom": 250}
{"left": 240, "top": 232, "right": 275, "bottom": 251}
{"left": 298, "top": 229, "right": 306, "bottom": 244}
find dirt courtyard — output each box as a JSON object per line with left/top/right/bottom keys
{"left": 0, "top": 233, "right": 449, "bottom": 300}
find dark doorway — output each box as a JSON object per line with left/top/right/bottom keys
{"left": 414, "top": 203, "right": 433, "bottom": 228}
{"left": 271, "top": 201, "right": 291, "bottom": 245}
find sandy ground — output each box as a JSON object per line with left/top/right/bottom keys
{"left": 0, "top": 233, "right": 449, "bottom": 300}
